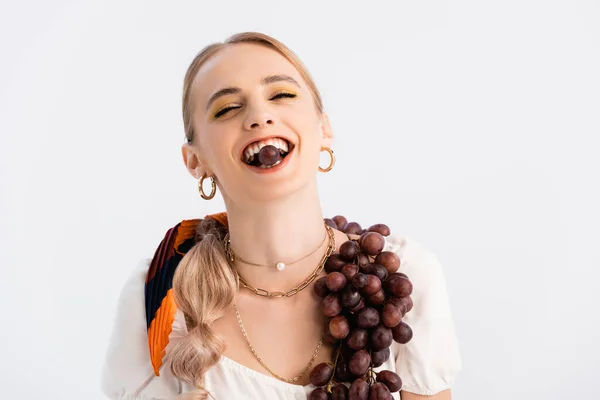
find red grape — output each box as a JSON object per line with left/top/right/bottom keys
{"left": 330, "top": 315, "right": 350, "bottom": 339}
{"left": 322, "top": 294, "right": 342, "bottom": 317}
{"left": 371, "top": 264, "right": 388, "bottom": 281}
{"left": 333, "top": 215, "right": 348, "bottom": 231}
{"left": 371, "top": 348, "right": 390, "bottom": 367}
{"left": 257, "top": 145, "right": 282, "bottom": 166}
{"left": 386, "top": 297, "right": 406, "bottom": 315}
{"left": 384, "top": 274, "right": 413, "bottom": 298}
{"left": 342, "top": 264, "right": 360, "bottom": 280}
{"left": 400, "top": 296, "right": 413, "bottom": 313}
{"left": 314, "top": 276, "right": 329, "bottom": 298}
{"left": 381, "top": 303, "right": 402, "bottom": 328}
{"left": 348, "top": 298, "right": 366, "bottom": 313}
{"left": 309, "top": 387, "right": 329, "bottom": 400}
{"left": 367, "top": 224, "right": 391, "bottom": 236}
{"left": 348, "top": 297, "right": 365, "bottom": 313}
{"left": 326, "top": 254, "right": 347, "bottom": 273}
{"left": 376, "top": 370, "right": 403, "bottom": 392}
{"left": 346, "top": 328, "right": 369, "bottom": 350}
{"left": 344, "top": 222, "right": 362, "bottom": 235}
{"left": 359, "top": 232, "right": 385, "bottom": 256}
{"left": 324, "top": 218, "right": 338, "bottom": 230}
{"left": 357, "top": 253, "right": 370, "bottom": 267}
{"left": 349, "top": 379, "right": 369, "bottom": 400}
{"left": 349, "top": 350, "right": 371, "bottom": 376}
{"left": 368, "top": 382, "right": 392, "bottom": 399}
{"left": 310, "top": 362, "right": 334, "bottom": 386}
{"left": 359, "top": 231, "right": 369, "bottom": 242}
{"left": 374, "top": 251, "right": 400, "bottom": 274}
{"left": 341, "top": 287, "right": 362, "bottom": 308}
{"left": 370, "top": 324, "right": 393, "bottom": 351}
{"left": 356, "top": 307, "right": 380, "bottom": 329}
{"left": 323, "top": 325, "right": 338, "bottom": 345}
{"left": 361, "top": 275, "right": 382, "bottom": 296}
{"left": 352, "top": 273, "right": 368, "bottom": 289}
{"left": 340, "top": 241, "right": 359, "bottom": 261}
{"left": 367, "top": 289, "right": 386, "bottom": 306}
{"left": 326, "top": 272, "right": 348, "bottom": 292}
{"left": 331, "top": 383, "right": 349, "bottom": 400}
{"left": 361, "top": 263, "right": 376, "bottom": 275}
{"left": 391, "top": 322, "right": 413, "bottom": 344}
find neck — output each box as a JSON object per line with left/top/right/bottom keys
{"left": 223, "top": 185, "right": 329, "bottom": 290}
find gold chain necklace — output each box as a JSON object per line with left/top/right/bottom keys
{"left": 233, "top": 225, "right": 335, "bottom": 298}
{"left": 225, "top": 223, "right": 329, "bottom": 271}
{"left": 233, "top": 303, "right": 325, "bottom": 383}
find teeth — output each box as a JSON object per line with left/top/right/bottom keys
{"left": 259, "top": 159, "right": 282, "bottom": 169}
{"left": 244, "top": 138, "right": 290, "bottom": 163}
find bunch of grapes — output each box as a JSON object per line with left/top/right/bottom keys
{"left": 309, "top": 215, "right": 414, "bottom": 400}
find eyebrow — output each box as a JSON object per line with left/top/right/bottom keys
{"left": 205, "top": 75, "right": 301, "bottom": 111}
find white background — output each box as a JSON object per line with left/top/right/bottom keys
{"left": 1, "top": 0, "right": 599, "bottom": 399}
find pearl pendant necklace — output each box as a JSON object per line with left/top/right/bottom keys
{"left": 224, "top": 223, "right": 329, "bottom": 271}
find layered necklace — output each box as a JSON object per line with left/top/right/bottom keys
{"left": 224, "top": 223, "right": 330, "bottom": 272}
{"left": 225, "top": 224, "right": 336, "bottom": 383}
{"left": 226, "top": 224, "right": 334, "bottom": 298}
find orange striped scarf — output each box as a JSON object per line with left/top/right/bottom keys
{"left": 144, "top": 212, "right": 228, "bottom": 375}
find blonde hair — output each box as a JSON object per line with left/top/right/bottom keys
{"left": 171, "top": 32, "right": 325, "bottom": 399}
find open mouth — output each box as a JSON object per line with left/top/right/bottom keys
{"left": 242, "top": 137, "right": 295, "bottom": 169}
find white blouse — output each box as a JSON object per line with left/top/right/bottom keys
{"left": 101, "top": 235, "right": 461, "bottom": 400}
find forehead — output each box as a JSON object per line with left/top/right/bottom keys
{"left": 191, "top": 43, "right": 306, "bottom": 108}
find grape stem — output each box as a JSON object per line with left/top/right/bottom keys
{"left": 367, "top": 348, "right": 378, "bottom": 385}
{"left": 367, "top": 367, "right": 378, "bottom": 385}
{"left": 326, "top": 345, "right": 342, "bottom": 393}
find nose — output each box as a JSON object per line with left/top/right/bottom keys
{"left": 243, "top": 104, "right": 276, "bottom": 131}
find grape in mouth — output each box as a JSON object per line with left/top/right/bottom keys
{"left": 246, "top": 144, "right": 289, "bottom": 168}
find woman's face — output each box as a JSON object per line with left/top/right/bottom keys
{"left": 182, "top": 43, "right": 333, "bottom": 204}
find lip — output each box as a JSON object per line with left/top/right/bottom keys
{"left": 242, "top": 145, "right": 295, "bottom": 175}
{"left": 239, "top": 135, "right": 296, "bottom": 162}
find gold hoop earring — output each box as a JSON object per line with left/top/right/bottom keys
{"left": 318, "top": 147, "right": 335, "bottom": 173}
{"left": 198, "top": 174, "right": 217, "bottom": 200}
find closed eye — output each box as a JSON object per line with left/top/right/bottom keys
{"left": 270, "top": 92, "right": 297, "bottom": 100}
{"left": 214, "top": 105, "right": 241, "bottom": 118}
{"left": 214, "top": 92, "right": 298, "bottom": 118}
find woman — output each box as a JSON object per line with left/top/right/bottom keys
{"left": 101, "top": 32, "right": 461, "bottom": 400}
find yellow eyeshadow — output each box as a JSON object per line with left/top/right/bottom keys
{"left": 211, "top": 99, "right": 236, "bottom": 115}
{"left": 271, "top": 86, "right": 299, "bottom": 97}
{"left": 210, "top": 87, "right": 299, "bottom": 118}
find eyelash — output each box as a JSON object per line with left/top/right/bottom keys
{"left": 214, "top": 92, "right": 298, "bottom": 118}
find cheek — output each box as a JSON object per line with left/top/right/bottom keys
{"left": 198, "top": 128, "right": 234, "bottom": 165}
{"left": 292, "top": 106, "right": 323, "bottom": 139}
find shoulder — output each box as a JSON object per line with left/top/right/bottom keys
{"left": 100, "top": 218, "right": 209, "bottom": 398}
{"left": 384, "top": 235, "right": 462, "bottom": 395}
{"left": 384, "top": 235, "right": 447, "bottom": 288}
{"left": 101, "top": 258, "right": 184, "bottom": 398}
{"left": 384, "top": 233, "right": 454, "bottom": 318}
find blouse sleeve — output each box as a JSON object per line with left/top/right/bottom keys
{"left": 100, "top": 259, "right": 184, "bottom": 400}
{"left": 385, "top": 236, "right": 462, "bottom": 395}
